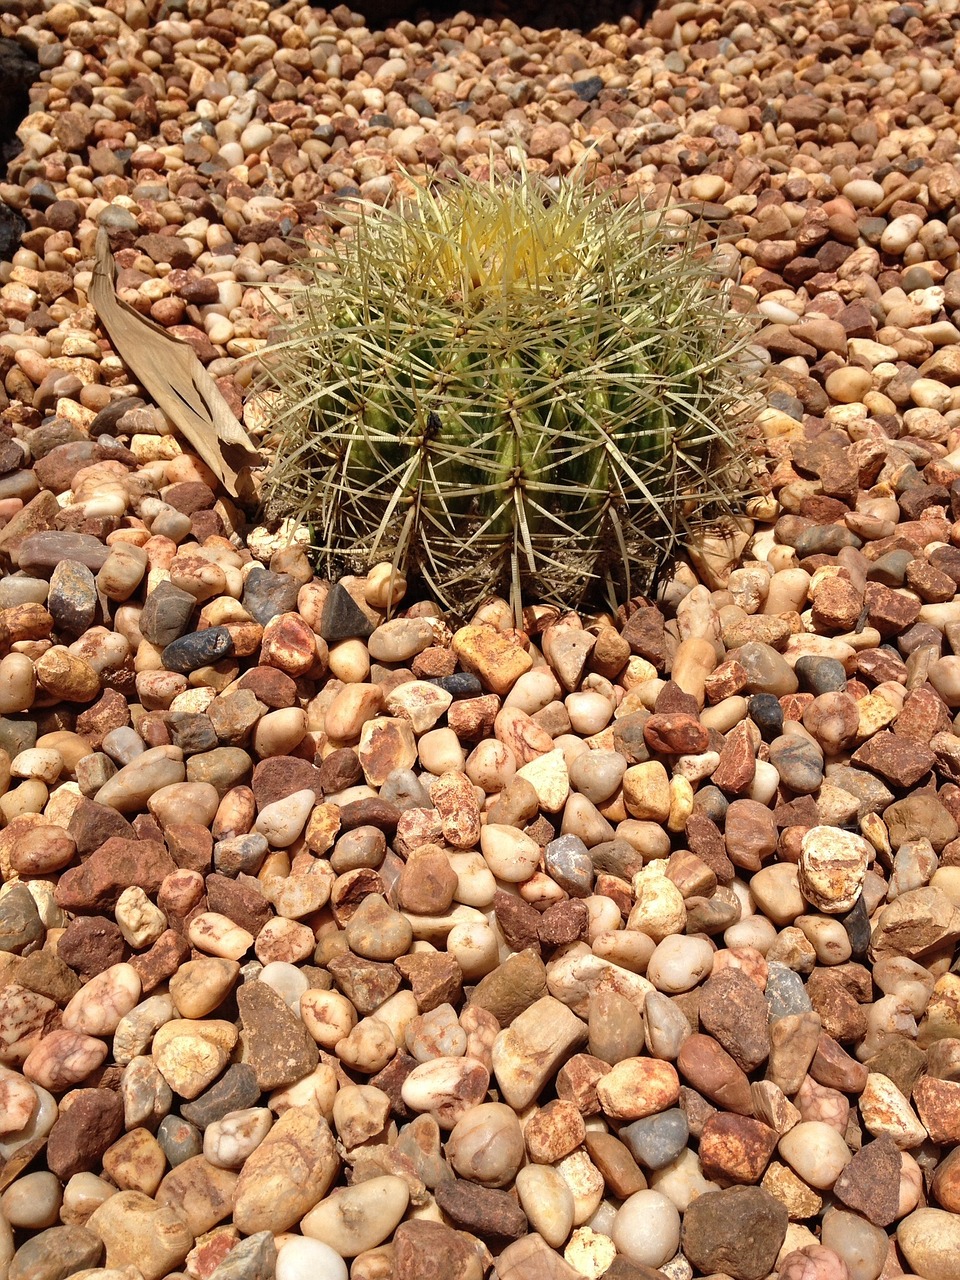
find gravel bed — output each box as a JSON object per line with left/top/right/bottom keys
{"left": 3, "top": 0, "right": 960, "bottom": 1278}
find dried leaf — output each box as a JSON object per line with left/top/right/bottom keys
{"left": 90, "top": 227, "right": 261, "bottom": 500}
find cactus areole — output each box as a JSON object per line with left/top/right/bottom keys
{"left": 262, "top": 167, "right": 756, "bottom": 616}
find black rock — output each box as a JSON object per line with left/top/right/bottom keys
{"left": 841, "top": 895, "right": 871, "bottom": 959}
{"left": 0, "top": 38, "right": 38, "bottom": 168}
{"left": 139, "top": 580, "right": 197, "bottom": 646}
{"left": 748, "top": 693, "right": 784, "bottom": 742}
{"left": 428, "top": 672, "right": 483, "bottom": 698}
{"left": 318, "top": 582, "right": 374, "bottom": 643}
{"left": 0, "top": 202, "right": 26, "bottom": 260}
{"left": 180, "top": 1063, "right": 261, "bottom": 1128}
{"left": 48, "top": 560, "right": 99, "bottom": 638}
{"left": 162, "top": 627, "right": 234, "bottom": 674}
{"left": 242, "top": 566, "right": 300, "bottom": 626}
{"left": 570, "top": 75, "right": 604, "bottom": 101}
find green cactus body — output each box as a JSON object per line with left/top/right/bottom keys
{"left": 262, "top": 168, "right": 757, "bottom": 614}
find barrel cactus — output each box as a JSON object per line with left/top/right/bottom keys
{"left": 261, "top": 167, "right": 757, "bottom": 614}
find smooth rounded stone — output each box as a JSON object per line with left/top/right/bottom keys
{"left": 825, "top": 366, "right": 873, "bottom": 404}
{"left": 162, "top": 628, "right": 234, "bottom": 674}
{"left": 646, "top": 936, "right": 714, "bottom": 994}
{"left": 778, "top": 1121, "right": 852, "bottom": 1189}
{"left": 203, "top": 1108, "right": 273, "bottom": 1169}
{"left": 59, "top": 1172, "right": 116, "bottom": 1228}
{"left": 301, "top": 1175, "right": 409, "bottom": 1257}
{"left": 799, "top": 826, "right": 870, "bottom": 913}
{"left": 644, "top": 991, "right": 692, "bottom": 1060}
{"left": 253, "top": 788, "right": 315, "bottom": 848}
{"left": 259, "top": 962, "right": 309, "bottom": 1011}
{"left": 0, "top": 882, "right": 43, "bottom": 953}
{"left": 820, "top": 1207, "right": 887, "bottom": 1280}
{"left": 768, "top": 736, "right": 823, "bottom": 794}
{"left": 681, "top": 1185, "right": 788, "bottom": 1280}
{"left": 794, "top": 656, "right": 847, "bottom": 695}
{"left": 898, "top": 1208, "right": 960, "bottom": 1280}
{"left": 569, "top": 751, "right": 627, "bottom": 804}
{"left": 148, "top": 781, "right": 219, "bottom": 831}
{"left": 480, "top": 824, "right": 541, "bottom": 882}
{"left": 157, "top": 1116, "right": 203, "bottom": 1168}
{"left": 7, "top": 1225, "right": 103, "bottom": 1280}
{"left": 0, "top": 653, "right": 36, "bottom": 714}
{"left": 62, "top": 963, "right": 142, "bottom": 1037}
{"left": 843, "top": 178, "right": 884, "bottom": 208}
{"left": 748, "top": 693, "right": 783, "bottom": 742}
{"left": 765, "top": 964, "right": 813, "bottom": 1020}
{"left": 344, "top": 894, "right": 412, "bottom": 961}
{"left": 447, "top": 1102, "right": 524, "bottom": 1187}
{"left": 100, "top": 728, "right": 145, "bottom": 766}
{"left": 95, "top": 746, "right": 185, "bottom": 813}
{"left": 85, "top": 1191, "right": 193, "bottom": 1280}
{"left": 735, "top": 643, "right": 799, "bottom": 696}
{"left": 276, "top": 1238, "right": 347, "bottom": 1280}
{"left": 0, "top": 1064, "right": 39, "bottom": 1137}
{"left": 233, "top": 1106, "right": 339, "bottom": 1234}
{"left": 1, "top": 1170, "right": 62, "bottom": 1228}
{"left": 169, "top": 958, "right": 239, "bottom": 1019}
{"left": 611, "top": 1190, "right": 680, "bottom": 1268}
{"left": 516, "top": 1165, "right": 576, "bottom": 1249}
{"left": 650, "top": 1147, "right": 717, "bottom": 1212}
{"left": 620, "top": 1108, "right": 689, "bottom": 1170}
{"left": 367, "top": 618, "right": 435, "bottom": 662}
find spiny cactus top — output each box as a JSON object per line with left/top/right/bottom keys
{"left": 261, "top": 166, "right": 757, "bottom": 615}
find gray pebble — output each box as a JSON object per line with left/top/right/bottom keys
{"left": 620, "top": 1108, "right": 689, "bottom": 1169}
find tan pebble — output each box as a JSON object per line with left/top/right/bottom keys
{"left": 516, "top": 1164, "right": 575, "bottom": 1249}
{"left": 187, "top": 912, "right": 254, "bottom": 960}
{"left": 62, "top": 963, "right": 142, "bottom": 1037}
{"left": 596, "top": 1057, "right": 680, "bottom": 1120}
{"left": 301, "top": 1175, "right": 409, "bottom": 1257}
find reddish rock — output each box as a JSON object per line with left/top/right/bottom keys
{"left": 250, "top": 756, "right": 324, "bottom": 808}
{"left": 128, "top": 929, "right": 190, "bottom": 992}
{"left": 394, "top": 952, "right": 463, "bottom": 1012}
{"left": 681, "top": 1185, "right": 787, "bottom": 1280}
{"left": 55, "top": 838, "right": 177, "bottom": 912}
{"left": 711, "top": 722, "right": 757, "bottom": 794}
{"left": 57, "top": 916, "right": 125, "bottom": 978}
{"left": 914, "top": 1075, "right": 960, "bottom": 1144}
{"left": 643, "top": 712, "right": 709, "bottom": 755}
{"left": 204, "top": 875, "right": 272, "bottom": 939}
{"left": 698, "top": 1113, "right": 778, "bottom": 1183}
{"left": 832, "top": 1134, "right": 902, "bottom": 1226}
{"left": 434, "top": 1178, "right": 527, "bottom": 1240}
{"left": 75, "top": 689, "right": 130, "bottom": 749}
{"left": 67, "top": 799, "right": 135, "bottom": 856}
{"left": 851, "top": 732, "right": 935, "bottom": 787}
{"left": 234, "top": 667, "right": 298, "bottom": 709}
{"left": 393, "top": 1220, "right": 479, "bottom": 1280}
{"left": 698, "top": 968, "right": 771, "bottom": 1072}
{"left": 677, "top": 1034, "right": 753, "bottom": 1115}
{"left": 46, "top": 1089, "right": 124, "bottom": 1179}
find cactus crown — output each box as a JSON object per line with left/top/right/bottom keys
{"left": 261, "top": 167, "right": 758, "bottom": 616}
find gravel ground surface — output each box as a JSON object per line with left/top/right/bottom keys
{"left": 4, "top": 0, "right": 960, "bottom": 1278}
